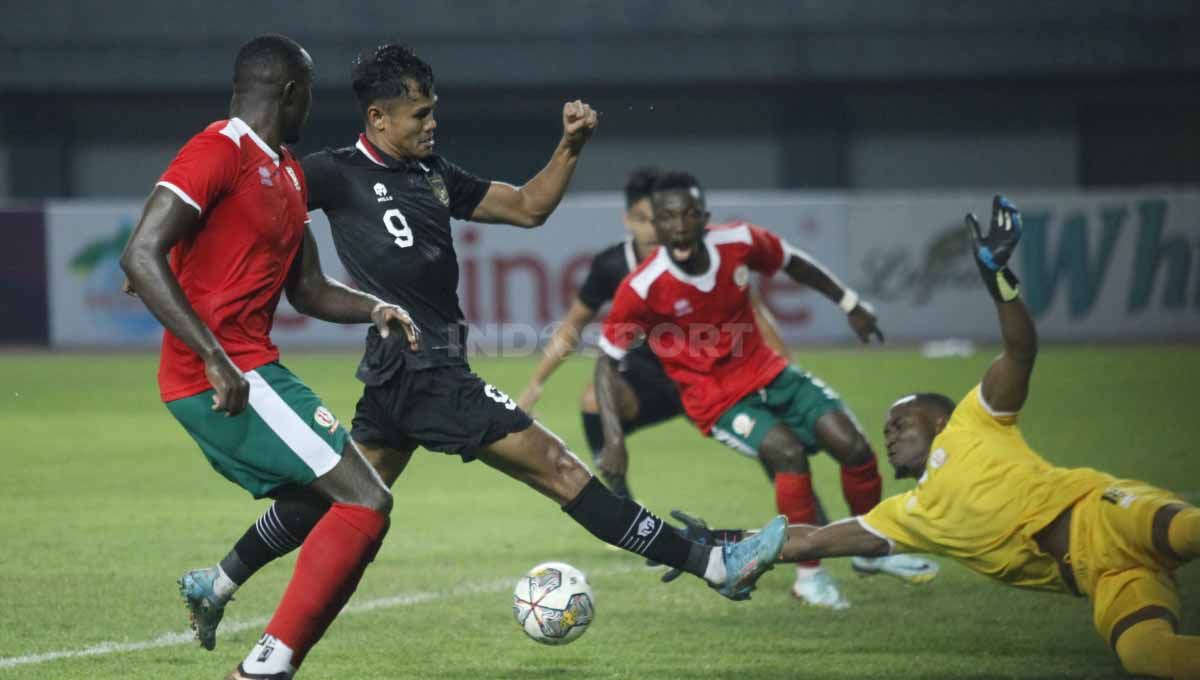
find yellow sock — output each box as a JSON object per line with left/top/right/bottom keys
{"left": 1115, "top": 618, "right": 1200, "bottom": 680}
{"left": 1168, "top": 505, "right": 1200, "bottom": 561}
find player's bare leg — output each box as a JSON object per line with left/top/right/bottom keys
{"left": 814, "top": 410, "right": 939, "bottom": 585}
{"left": 473, "top": 422, "right": 787, "bottom": 600}
{"left": 356, "top": 442, "right": 416, "bottom": 487}
{"left": 579, "top": 379, "right": 640, "bottom": 498}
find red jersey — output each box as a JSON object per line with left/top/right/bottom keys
{"left": 155, "top": 118, "right": 309, "bottom": 401}
{"left": 600, "top": 222, "right": 791, "bottom": 433}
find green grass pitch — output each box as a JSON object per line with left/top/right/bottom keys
{"left": 0, "top": 346, "right": 1196, "bottom": 679}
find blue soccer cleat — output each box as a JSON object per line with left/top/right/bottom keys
{"left": 716, "top": 515, "right": 787, "bottom": 600}
{"left": 179, "top": 567, "right": 229, "bottom": 651}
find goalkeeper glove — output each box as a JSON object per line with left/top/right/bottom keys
{"left": 967, "top": 194, "right": 1023, "bottom": 303}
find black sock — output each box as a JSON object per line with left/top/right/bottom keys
{"left": 562, "top": 477, "right": 710, "bottom": 578}
{"left": 218, "top": 489, "right": 331, "bottom": 585}
{"left": 580, "top": 411, "right": 605, "bottom": 459}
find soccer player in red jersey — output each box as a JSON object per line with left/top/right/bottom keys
{"left": 515, "top": 166, "right": 793, "bottom": 500}
{"left": 160, "top": 43, "right": 789, "bottom": 658}
{"left": 121, "top": 35, "right": 418, "bottom": 680}
{"left": 595, "top": 171, "right": 938, "bottom": 609}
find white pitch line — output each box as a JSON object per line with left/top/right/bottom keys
{"left": 0, "top": 565, "right": 639, "bottom": 671}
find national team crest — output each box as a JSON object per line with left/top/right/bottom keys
{"left": 733, "top": 264, "right": 750, "bottom": 288}
{"left": 928, "top": 448, "right": 947, "bottom": 469}
{"left": 426, "top": 172, "right": 450, "bottom": 206}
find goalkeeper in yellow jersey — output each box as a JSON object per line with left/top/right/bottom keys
{"left": 667, "top": 196, "right": 1200, "bottom": 679}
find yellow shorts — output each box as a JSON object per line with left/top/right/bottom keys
{"left": 1069, "top": 480, "right": 1186, "bottom": 646}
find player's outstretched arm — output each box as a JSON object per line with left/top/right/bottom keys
{"left": 518, "top": 297, "right": 597, "bottom": 411}
{"left": 469, "top": 100, "right": 598, "bottom": 227}
{"left": 968, "top": 195, "right": 1036, "bottom": 414}
{"left": 284, "top": 226, "right": 419, "bottom": 349}
{"left": 781, "top": 520, "right": 891, "bottom": 562}
{"left": 781, "top": 243, "right": 883, "bottom": 344}
{"left": 121, "top": 187, "right": 249, "bottom": 415}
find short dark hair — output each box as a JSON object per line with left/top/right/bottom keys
{"left": 351, "top": 43, "right": 435, "bottom": 115}
{"left": 907, "top": 392, "right": 957, "bottom": 418}
{"left": 233, "top": 34, "right": 310, "bottom": 92}
{"left": 652, "top": 170, "right": 704, "bottom": 199}
{"left": 623, "top": 167, "right": 661, "bottom": 208}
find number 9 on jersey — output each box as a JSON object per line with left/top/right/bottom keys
{"left": 383, "top": 208, "right": 414, "bottom": 248}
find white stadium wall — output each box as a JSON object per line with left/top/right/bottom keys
{"left": 42, "top": 189, "right": 1200, "bottom": 350}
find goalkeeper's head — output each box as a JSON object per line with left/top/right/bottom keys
{"left": 883, "top": 392, "right": 955, "bottom": 480}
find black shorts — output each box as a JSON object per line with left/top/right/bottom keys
{"left": 619, "top": 348, "right": 685, "bottom": 430}
{"left": 352, "top": 364, "right": 533, "bottom": 459}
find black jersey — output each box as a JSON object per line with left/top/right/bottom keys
{"left": 577, "top": 236, "right": 662, "bottom": 362}
{"left": 303, "top": 134, "right": 490, "bottom": 382}
{"left": 577, "top": 237, "right": 640, "bottom": 310}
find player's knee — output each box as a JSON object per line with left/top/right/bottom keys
{"left": 840, "top": 436, "right": 875, "bottom": 468}
{"left": 763, "top": 444, "right": 808, "bottom": 474}
{"left": 362, "top": 487, "right": 393, "bottom": 516}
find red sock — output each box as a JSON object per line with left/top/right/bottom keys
{"left": 775, "top": 472, "right": 819, "bottom": 568}
{"left": 841, "top": 459, "right": 882, "bottom": 516}
{"left": 264, "top": 503, "right": 388, "bottom": 668}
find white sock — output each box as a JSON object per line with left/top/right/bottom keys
{"left": 794, "top": 564, "right": 823, "bottom": 580}
{"left": 242, "top": 634, "right": 295, "bottom": 676}
{"left": 213, "top": 565, "right": 239, "bottom": 602}
{"left": 703, "top": 547, "right": 727, "bottom": 585}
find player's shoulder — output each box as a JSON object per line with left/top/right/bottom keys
{"left": 183, "top": 119, "right": 244, "bottom": 153}
{"left": 706, "top": 220, "right": 771, "bottom": 248}
{"left": 622, "top": 246, "right": 672, "bottom": 301}
{"left": 946, "top": 384, "right": 1019, "bottom": 432}
{"left": 303, "top": 144, "right": 360, "bottom": 168}
{"left": 419, "top": 153, "right": 465, "bottom": 176}
{"left": 591, "top": 239, "right": 633, "bottom": 271}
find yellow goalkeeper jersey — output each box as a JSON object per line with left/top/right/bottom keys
{"left": 860, "top": 385, "right": 1112, "bottom": 593}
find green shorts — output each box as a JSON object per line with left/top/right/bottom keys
{"left": 711, "top": 365, "right": 848, "bottom": 458}
{"left": 165, "top": 362, "right": 350, "bottom": 499}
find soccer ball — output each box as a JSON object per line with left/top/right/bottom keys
{"left": 512, "top": 561, "right": 595, "bottom": 645}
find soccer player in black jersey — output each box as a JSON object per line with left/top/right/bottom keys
{"left": 177, "top": 43, "right": 788, "bottom": 659}
{"left": 515, "top": 166, "right": 790, "bottom": 499}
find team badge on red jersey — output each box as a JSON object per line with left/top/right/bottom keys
{"left": 734, "top": 264, "right": 750, "bottom": 288}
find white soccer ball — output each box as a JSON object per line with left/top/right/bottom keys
{"left": 512, "top": 561, "right": 595, "bottom": 645}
